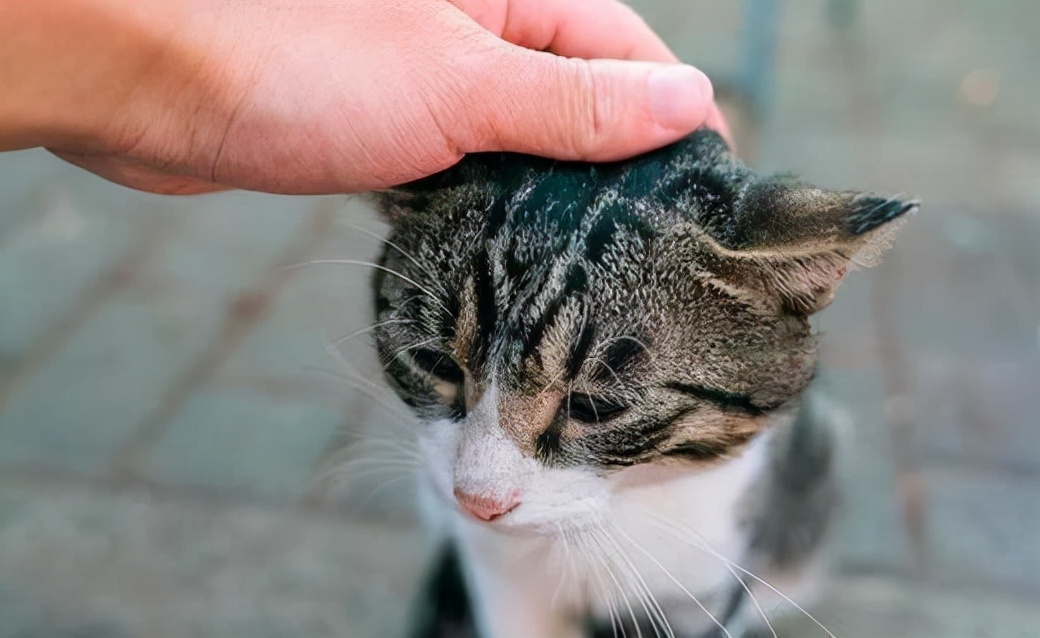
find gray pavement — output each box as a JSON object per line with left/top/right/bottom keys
{"left": 1, "top": 1, "right": 1038, "bottom": 636}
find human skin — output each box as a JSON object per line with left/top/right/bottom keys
{"left": 0, "top": 0, "right": 729, "bottom": 195}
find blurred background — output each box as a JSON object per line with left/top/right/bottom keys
{"left": 0, "top": 0, "right": 1037, "bottom": 636}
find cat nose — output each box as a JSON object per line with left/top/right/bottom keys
{"left": 453, "top": 487, "right": 521, "bottom": 522}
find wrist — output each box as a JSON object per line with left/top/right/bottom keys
{"left": 0, "top": 0, "right": 195, "bottom": 152}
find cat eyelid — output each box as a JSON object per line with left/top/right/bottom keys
{"left": 566, "top": 392, "right": 629, "bottom": 424}
{"left": 663, "top": 381, "right": 764, "bottom": 415}
{"left": 408, "top": 347, "right": 465, "bottom": 384}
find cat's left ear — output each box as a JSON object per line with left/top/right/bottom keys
{"left": 697, "top": 178, "right": 918, "bottom": 315}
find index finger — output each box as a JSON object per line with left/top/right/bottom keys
{"left": 450, "top": 0, "right": 679, "bottom": 63}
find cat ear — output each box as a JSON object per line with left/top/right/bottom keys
{"left": 697, "top": 179, "right": 918, "bottom": 315}
{"left": 371, "top": 154, "right": 515, "bottom": 222}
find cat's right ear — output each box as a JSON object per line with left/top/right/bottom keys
{"left": 371, "top": 155, "right": 499, "bottom": 222}
{"left": 693, "top": 180, "right": 918, "bottom": 316}
{"left": 372, "top": 189, "right": 422, "bottom": 222}
{"left": 373, "top": 178, "right": 458, "bottom": 221}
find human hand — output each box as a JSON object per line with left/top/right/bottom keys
{"left": 1, "top": 0, "right": 729, "bottom": 195}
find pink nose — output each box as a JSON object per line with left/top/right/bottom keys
{"left": 453, "top": 487, "right": 521, "bottom": 521}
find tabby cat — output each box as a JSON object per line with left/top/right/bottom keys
{"left": 365, "top": 128, "right": 914, "bottom": 638}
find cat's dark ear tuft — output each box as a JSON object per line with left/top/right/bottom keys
{"left": 845, "top": 194, "right": 920, "bottom": 236}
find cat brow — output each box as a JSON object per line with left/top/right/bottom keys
{"left": 663, "top": 381, "right": 763, "bottom": 415}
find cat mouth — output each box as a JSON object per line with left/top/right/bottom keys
{"left": 455, "top": 496, "right": 608, "bottom": 537}
{"left": 459, "top": 513, "right": 573, "bottom": 538}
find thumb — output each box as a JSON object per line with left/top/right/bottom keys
{"left": 461, "top": 48, "right": 714, "bottom": 161}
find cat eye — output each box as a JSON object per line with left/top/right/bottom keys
{"left": 566, "top": 392, "right": 628, "bottom": 424}
{"left": 409, "top": 348, "right": 464, "bottom": 384}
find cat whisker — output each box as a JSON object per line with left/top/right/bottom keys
{"left": 721, "top": 570, "right": 775, "bottom": 638}
{"left": 315, "top": 454, "right": 421, "bottom": 482}
{"left": 328, "top": 417, "right": 418, "bottom": 463}
{"left": 353, "top": 473, "right": 417, "bottom": 511}
{"left": 332, "top": 431, "right": 421, "bottom": 452}
{"left": 318, "top": 466, "right": 418, "bottom": 495}
{"left": 316, "top": 340, "right": 417, "bottom": 423}
{"left": 602, "top": 335, "right": 657, "bottom": 365}
{"left": 574, "top": 333, "right": 657, "bottom": 391}
{"left": 588, "top": 524, "right": 652, "bottom": 638}
{"left": 338, "top": 440, "right": 423, "bottom": 462}
{"left": 287, "top": 259, "right": 452, "bottom": 318}
{"left": 649, "top": 513, "right": 834, "bottom": 638}
{"left": 332, "top": 318, "right": 415, "bottom": 348}
{"left": 647, "top": 516, "right": 768, "bottom": 632}
{"left": 586, "top": 355, "right": 625, "bottom": 387}
{"left": 582, "top": 526, "right": 636, "bottom": 636}
{"left": 568, "top": 528, "right": 623, "bottom": 638}
{"left": 311, "top": 452, "right": 419, "bottom": 509}
{"left": 535, "top": 366, "right": 568, "bottom": 400}
{"left": 325, "top": 446, "right": 420, "bottom": 462}
{"left": 612, "top": 523, "right": 732, "bottom": 638}
{"left": 317, "top": 419, "right": 420, "bottom": 462}
{"left": 553, "top": 524, "right": 577, "bottom": 611}
{"left": 323, "top": 457, "right": 422, "bottom": 473}
{"left": 383, "top": 336, "right": 443, "bottom": 373}
{"left": 579, "top": 529, "right": 633, "bottom": 638}
{"left": 586, "top": 522, "right": 657, "bottom": 636}
{"left": 593, "top": 524, "right": 675, "bottom": 638}
{"left": 302, "top": 365, "right": 414, "bottom": 423}
{"left": 339, "top": 222, "right": 450, "bottom": 298}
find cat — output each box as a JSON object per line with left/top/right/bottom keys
{"left": 362, "top": 128, "right": 915, "bottom": 638}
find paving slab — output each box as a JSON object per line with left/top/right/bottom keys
{"left": 210, "top": 199, "right": 387, "bottom": 406}
{"left": 146, "top": 388, "right": 346, "bottom": 502}
{"left": 778, "top": 574, "right": 1040, "bottom": 638}
{"left": 0, "top": 482, "right": 431, "bottom": 638}
{"left": 0, "top": 188, "right": 314, "bottom": 472}
{"left": 922, "top": 467, "right": 1040, "bottom": 594}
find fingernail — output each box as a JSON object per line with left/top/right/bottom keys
{"left": 648, "top": 65, "right": 713, "bottom": 131}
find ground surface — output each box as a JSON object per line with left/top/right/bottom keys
{"left": 1, "top": 1, "right": 1037, "bottom": 636}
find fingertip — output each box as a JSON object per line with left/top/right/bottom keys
{"left": 470, "top": 51, "right": 721, "bottom": 163}
{"left": 703, "top": 102, "right": 736, "bottom": 150}
{"left": 647, "top": 64, "right": 713, "bottom": 133}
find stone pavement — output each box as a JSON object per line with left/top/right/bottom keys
{"left": 1, "top": 1, "right": 1037, "bottom": 636}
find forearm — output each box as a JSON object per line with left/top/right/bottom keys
{"left": 0, "top": 0, "right": 196, "bottom": 151}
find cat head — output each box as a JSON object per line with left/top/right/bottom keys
{"left": 371, "top": 129, "right": 914, "bottom": 533}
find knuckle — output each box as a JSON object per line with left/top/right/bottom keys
{"left": 560, "top": 58, "right": 606, "bottom": 159}
{"left": 423, "top": 34, "right": 506, "bottom": 153}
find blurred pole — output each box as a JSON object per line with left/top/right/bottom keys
{"left": 827, "top": 0, "right": 859, "bottom": 30}
{"left": 872, "top": 244, "right": 928, "bottom": 575}
{"left": 740, "top": 0, "right": 780, "bottom": 121}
